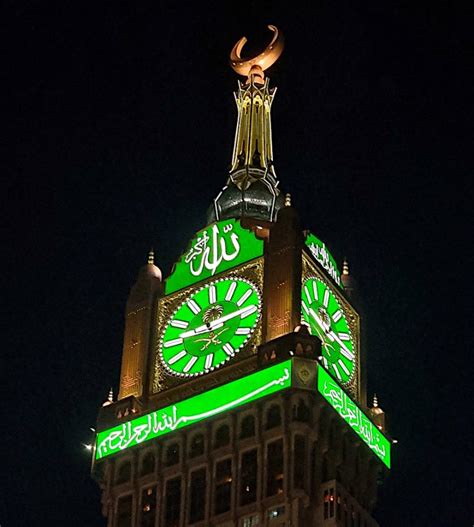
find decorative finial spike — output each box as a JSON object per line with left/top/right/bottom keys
{"left": 147, "top": 249, "right": 154, "bottom": 265}
{"left": 102, "top": 387, "right": 114, "bottom": 407}
{"left": 373, "top": 393, "right": 378, "bottom": 408}
{"left": 342, "top": 257, "right": 349, "bottom": 275}
{"left": 285, "top": 193, "right": 291, "bottom": 207}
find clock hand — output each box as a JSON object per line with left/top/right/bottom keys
{"left": 179, "top": 305, "right": 257, "bottom": 339}
{"left": 309, "top": 308, "right": 335, "bottom": 342}
{"left": 309, "top": 307, "right": 353, "bottom": 360}
{"left": 207, "top": 306, "right": 257, "bottom": 329}
{"left": 326, "top": 329, "right": 354, "bottom": 360}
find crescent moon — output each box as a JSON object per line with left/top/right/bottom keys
{"left": 230, "top": 25, "right": 284, "bottom": 77}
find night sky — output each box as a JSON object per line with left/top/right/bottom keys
{"left": 4, "top": 1, "right": 472, "bottom": 525}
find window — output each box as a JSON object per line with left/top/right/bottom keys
{"left": 343, "top": 437, "right": 349, "bottom": 462}
{"left": 292, "top": 398, "right": 310, "bottom": 423}
{"left": 266, "top": 405, "right": 281, "bottom": 430}
{"left": 165, "top": 442, "right": 180, "bottom": 467}
{"left": 355, "top": 450, "right": 362, "bottom": 476}
{"left": 214, "top": 424, "right": 230, "bottom": 448}
{"left": 241, "top": 514, "right": 259, "bottom": 526}
{"left": 164, "top": 477, "right": 181, "bottom": 526}
{"left": 189, "top": 468, "right": 206, "bottom": 523}
{"left": 329, "top": 420, "right": 337, "bottom": 448}
{"left": 214, "top": 458, "right": 232, "bottom": 515}
{"left": 140, "top": 486, "right": 156, "bottom": 527}
{"left": 189, "top": 433, "right": 204, "bottom": 458}
{"left": 266, "top": 439, "right": 284, "bottom": 497}
{"left": 267, "top": 505, "right": 285, "bottom": 520}
{"left": 116, "top": 461, "right": 131, "bottom": 484}
{"left": 117, "top": 495, "right": 133, "bottom": 527}
{"left": 322, "top": 457, "right": 329, "bottom": 482}
{"left": 293, "top": 435, "right": 305, "bottom": 489}
{"left": 240, "top": 415, "right": 255, "bottom": 439}
{"left": 240, "top": 449, "right": 258, "bottom": 505}
{"left": 140, "top": 452, "right": 155, "bottom": 476}
{"left": 310, "top": 442, "right": 317, "bottom": 495}
{"left": 323, "top": 488, "right": 335, "bottom": 519}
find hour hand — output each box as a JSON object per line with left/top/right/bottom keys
{"left": 179, "top": 322, "right": 224, "bottom": 339}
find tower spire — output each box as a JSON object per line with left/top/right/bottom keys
{"left": 209, "top": 26, "right": 286, "bottom": 224}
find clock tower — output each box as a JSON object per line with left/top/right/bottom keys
{"left": 93, "top": 26, "right": 392, "bottom": 527}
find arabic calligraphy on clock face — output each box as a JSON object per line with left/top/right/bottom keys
{"left": 301, "top": 277, "right": 355, "bottom": 385}
{"left": 159, "top": 277, "right": 261, "bottom": 377}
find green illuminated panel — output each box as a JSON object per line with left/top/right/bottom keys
{"left": 305, "top": 232, "right": 343, "bottom": 288}
{"left": 165, "top": 219, "right": 264, "bottom": 295}
{"left": 96, "top": 360, "right": 292, "bottom": 460}
{"left": 317, "top": 365, "right": 391, "bottom": 468}
{"left": 160, "top": 277, "right": 261, "bottom": 377}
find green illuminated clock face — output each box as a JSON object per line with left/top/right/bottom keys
{"left": 159, "top": 277, "right": 261, "bottom": 377}
{"left": 301, "top": 277, "right": 355, "bottom": 384}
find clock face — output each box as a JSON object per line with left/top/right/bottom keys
{"left": 159, "top": 277, "right": 261, "bottom": 377}
{"left": 301, "top": 277, "right": 355, "bottom": 384}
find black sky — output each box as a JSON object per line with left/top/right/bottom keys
{"left": 4, "top": 1, "right": 473, "bottom": 525}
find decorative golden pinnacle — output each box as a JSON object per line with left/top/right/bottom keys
{"left": 230, "top": 25, "right": 284, "bottom": 83}
{"left": 147, "top": 249, "right": 154, "bottom": 265}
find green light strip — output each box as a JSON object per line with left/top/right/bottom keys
{"left": 96, "top": 360, "right": 292, "bottom": 460}
{"left": 96, "top": 359, "right": 391, "bottom": 469}
{"left": 317, "top": 365, "right": 391, "bottom": 468}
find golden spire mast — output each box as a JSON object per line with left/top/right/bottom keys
{"left": 229, "top": 26, "right": 284, "bottom": 186}
{"left": 210, "top": 26, "right": 285, "bottom": 223}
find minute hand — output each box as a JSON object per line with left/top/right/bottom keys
{"left": 309, "top": 307, "right": 335, "bottom": 342}
{"left": 179, "top": 305, "right": 257, "bottom": 339}
{"left": 327, "top": 330, "right": 354, "bottom": 360}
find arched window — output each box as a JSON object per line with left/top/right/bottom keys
{"left": 189, "top": 433, "right": 204, "bottom": 458}
{"left": 140, "top": 451, "right": 155, "bottom": 476}
{"left": 266, "top": 404, "right": 281, "bottom": 430}
{"left": 165, "top": 443, "right": 180, "bottom": 467}
{"left": 115, "top": 460, "right": 131, "bottom": 484}
{"left": 240, "top": 415, "right": 255, "bottom": 439}
{"left": 214, "top": 424, "right": 230, "bottom": 448}
{"left": 292, "top": 398, "right": 310, "bottom": 423}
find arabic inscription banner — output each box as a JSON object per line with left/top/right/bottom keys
{"left": 96, "top": 360, "right": 292, "bottom": 460}
{"left": 317, "top": 365, "right": 391, "bottom": 468}
{"left": 305, "top": 232, "right": 343, "bottom": 288}
{"left": 165, "top": 219, "right": 264, "bottom": 295}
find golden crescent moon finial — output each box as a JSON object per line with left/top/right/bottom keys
{"left": 230, "top": 25, "right": 284, "bottom": 80}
